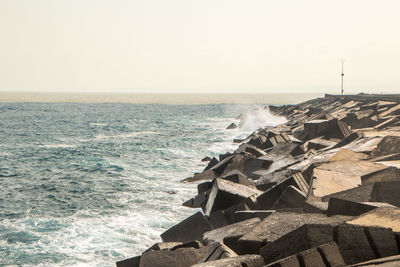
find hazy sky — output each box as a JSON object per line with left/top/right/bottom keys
{"left": 0, "top": 0, "right": 399, "bottom": 94}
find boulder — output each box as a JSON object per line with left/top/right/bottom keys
{"left": 192, "top": 254, "right": 265, "bottom": 267}
{"left": 347, "top": 206, "right": 400, "bottom": 232}
{"left": 311, "top": 160, "right": 387, "bottom": 197}
{"left": 203, "top": 218, "right": 260, "bottom": 245}
{"left": 204, "top": 179, "right": 262, "bottom": 216}
{"left": 360, "top": 166, "right": 400, "bottom": 184}
{"left": 237, "top": 212, "right": 350, "bottom": 254}
{"left": 348, "top": 255, "right": 400, "bottom": 266}
{"left": 326, "top": 197, "right": 394, "bottom": 216}
{"left": 233, "top": 210, "right": 275, "bottom": 223}
{"left": 256, "top": 173, "right": 309, "bottom": 210}
{"left": 260, "top": 224, "right": 334, "bottom": 264}
{"left": 116, "top": 256, "right": 141, "bottom": 267}
{"left": 221, "top": 170, "right": 255, "bottom": 187}
{"left": 139, "top": 246, "right": 209, "bottom": 267}
{"left": 161, "top": 212, "right": 212, "bottom": 243}
{"left": 211, "top": 155, "right": 235, "bottom": 175}
{"left": 371, "top": 136, "right": 400, "bottom": 157}
{"left": 371, "top": 181, "right": 400, "bottom": 207}
{"left": 226, "top": 123, "right": 238, "bottom": 129}
{"left": 334, "top": 225, "right": 399, "bottom": 265}
{"left": 202, "top": 156, "right": 212, "bottom": 162}
{"left": 204, "top": 157, "right": 219, "bottom": 171}
{"left": 271, "top": 185, "right": 307, "bottom": 209}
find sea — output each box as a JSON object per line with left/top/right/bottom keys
{"left": 0, "top": 94, "right": 318, "bottom": 266}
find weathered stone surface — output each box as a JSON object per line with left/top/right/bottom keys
{"left": 311, "top": 160, "right": 387, "bottom": 197}
{"left": 371, "top": 136, "right": 400, "bottom": 157}
{"left": 116, "top": 256, "right": 141, "bottom": 267}
{"left": 161, "top": 212, "right": 212, "bottom": 243}
{"left": 256, "top": 173, "right": 308, "bottom": 210}
{"left": 333, "top": 225, "right": 399, "bottom": 265}
{"left": 347, "top": 207, "right": 400, "bottom": 232}
{"left": 204, "top": 179, "right": 261, "bottom": 216}
{"left": 348, "top": 255, "right": 400, "bottom": 266}
{"left": 204, "top": 157, "right": 219, "bottom": 171}
{"left": 211, "top": 155, "right": 235, "bottom": 175}
{"left": 139, "top": 246, "right": 209, "bottom": 267}
{"left": 197, "top": 242, "right": 237, "bottom": 263}
{"left": 207, "top": 202, "right": 249, "bottom": 228}
{"left": 330, "top": 149, "right": 368, "bottom": 161}
{"left": 327, "top": 197, "right": 394, "bottom": 216}
{"left": 234, "top": 143, "right": 266, "bottom": 157}
{"left": 221, "top": 170, "right": 255, "bottom": 187}
{"left": 371, "top": 181, "right": 400, "bottom": 207}
{"left": 203, "top": 218, "right": 260, "bottom": 245}
{"left": 263, "top": 241, "right": 345, "bottom": 267}
{"left": 253, "top": 155, "right": 298, "bottom": 178}
{"left": 321, "top": 183, "right": 375, "bottom": 202}
{"left": 192, "top": 254, "right": 265, "bottom": 267}
{"left": 171, "top": 241, "right": 203, "bottom": 250}
{"left": 237, "top": 212, "right": 350, "bottom": 254}
{"left": 145, "top": 242, "right": 182, "bottom": 252}
{"left": 255, "top": 169, "right": 298, "bottom": 191}
{"left": 303, "top": 197, "right": 329, "bottom": 213}
{"left": 361, "top": 167, "right": 400, "bottom": 184}
{"left": 226, "top": 123, "right": 238, "bottom": 129}
{"left": 198, "top": 181, "right": 213, "bottom": 194}
{"left": 271, "top": 185, "right": 307, "bottom": 209}
{"left": 307, "top": 137, "right": 337, "bottom": 150}
{"left": 233, "top": 210, "right": 275, "bottom": 223}
{"left": 260, "top": 224, "right": 334, "bottom": 264}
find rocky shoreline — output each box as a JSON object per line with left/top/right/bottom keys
{"left": 117, "top": 93, "right": 400, "bottom": 267}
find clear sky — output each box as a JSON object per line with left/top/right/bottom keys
{"left": 0, "top": 0, "right": 399, "bottom": 94}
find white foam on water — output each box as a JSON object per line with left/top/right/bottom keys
{"left": 41, "top": 144, "right": 77, "bottom": 148}
{"left": 95, "top": 131, "right": 159, "bottom": 140}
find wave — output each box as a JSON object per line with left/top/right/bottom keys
{"left": 95, "top": 132, "right": 159, "bottom": 140}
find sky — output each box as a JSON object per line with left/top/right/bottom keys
{"left": 0, "top": 0, "right": 399, "bottom": 94}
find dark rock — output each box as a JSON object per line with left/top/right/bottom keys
{"left": 233, "top": 210, "right": 275, "bottom": 223}
{"left": 139, "top": 246, "right": 209, "bottom": 267}
{"left": 192, "top": 254, "right": 265, "bottom": 267}
{"left": 263, "top": 241, "right": 345, "bottom": 267}
{"left": 348, "top": 255, "right": 400, "bottom": 266}
{"left": 145, "top": 242, "right": 182, "bottom": 252}
{"left": 256, "top": 173, "right": 309, "bottom": 210}
{"left": 271, "top": 185, "right": 307, "bottom": 209}
{"left": 360, "top": 167, "right": 400, "bottom": 185}
{"left": 161, "top": 212, "right": 212, "bottom": 243}
{"left": 211, "top": 155, "right": 235, "bottom": 175}
{"left": 371, "top": 181, "right": 400, "bottom": 207}
{"left": 237, "top": 212, "right": 350, "bottom": 254}
{"left": 371, "top": 136, "right": 400, "bottom": 157}
{"left": 171, "top": 241, "right": 202, "bottom": 250}
{"left": 347, "top": 206, "right": 400, "bottom": 233}
{"left": 260, "top": 224, "right": 334, "bottom": 264}
{"left": 327, "top": 197, "right": 394, "bottom": 216}
{"left": 226, "top": 123, "right": 238, "bottom": 129}
{"left": 202, "top": 156, "right": 212, "bottom": 162}
{"left": 197, "top": 242, "right": 237, "bottom": 263}
{"left": 116, "top": 256, "right": 141, "bottom": 267}
{"left": 204, "top": 179, "right": 261, "bottom": 216}
{"left": 333, "top": 225, "right": 398, "bottom": 265}
{"left": 198, "top": 181, "right": 213, "bottom": 194}
{"left": 204, "top": 157, "right": 219, "bottom": 171}
{"left": 221, "top": 170, "right": 255, "bottom": 187}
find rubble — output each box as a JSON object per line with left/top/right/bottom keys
{"left": 117, "top": 94, "right": 400, "bottom": 267}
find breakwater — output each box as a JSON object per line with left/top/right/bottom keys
{"left": 117, "top": 93, "right": 400, "bottom": 267}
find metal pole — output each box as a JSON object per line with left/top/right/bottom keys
{"left": 341, "top": 59, "right": 345, "bottom": 95}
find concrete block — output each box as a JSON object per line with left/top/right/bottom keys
{"left": 161, "top": 212, "right": 212, "bottom": 243}
{"left": 237, "top": 212, "right": 350, "bottom": 255}
{"left": 327, "top": 197, "right": 394, "bottom": 216}
{"left": 192, "top": 254, "right": 265, "bottom": 267}
{"left": 197, "top": 242, "right": 237, "bottom": 263}
{"left": 139, "top": 246, "right": 209, "bottom": 267}
{"left": 204, "top": 179, "right": 261, "bottom": 216}
{"left": 116, "top": 256, "right": 141, "bottom": 267}
{"left": 347, "top": 206, "right": 400, "bottom": 232}
{"left": 260, "top": 224, "right": 334, "bottom": 264}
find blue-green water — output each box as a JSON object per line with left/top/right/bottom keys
{"left": 0, "top": 103, "right": 284, "bottom": 266}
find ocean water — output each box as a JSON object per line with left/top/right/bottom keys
{"left": 0, "top": 102, "right": 285, "bottom": 266}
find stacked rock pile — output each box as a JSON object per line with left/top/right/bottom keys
{"left": 117, "top": 93, "right": 400, "bottom": 267}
